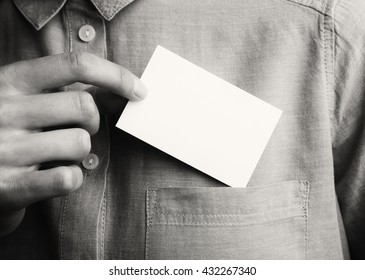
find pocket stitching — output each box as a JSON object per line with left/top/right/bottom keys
{"left": 145, "top": 190, "right": 151, "bottom": 260}
{"left": 153, "top": 206, "right": 304, "bottom": 226}
{"left": 301, "top": 181, "right": 310, "bottom": 259}
{"left": 152, "top": 214, "right": 305, "bottom": 227}
{"left": 151, "top": 181, "right": 307, "bottom": 226}
{"left": 146, "top": 189, "right": 159, "bottom": 260}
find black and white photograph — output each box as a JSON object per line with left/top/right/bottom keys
{"left": 0, "top": 0, "right": 365, "bottom": 277}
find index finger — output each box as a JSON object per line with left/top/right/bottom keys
{"left": 0, "top": 52, "right": 148, "bottom": 100}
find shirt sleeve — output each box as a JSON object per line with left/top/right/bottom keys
{"left": 331, "top": 0, "right": 365, "bottom": 259}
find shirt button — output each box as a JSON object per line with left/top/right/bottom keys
{"left": 78, "top": 24, "right": 96, "bottom": 42}
{"left": 82, "top": 153, "right": 99, "bottom": 170}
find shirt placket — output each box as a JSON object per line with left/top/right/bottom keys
{"left": 58, "top": 0, "right": 110, "bottom": 260}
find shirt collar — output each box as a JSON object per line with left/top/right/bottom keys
{"left": 12, "top": 0, "right": 136, "bottom": 30}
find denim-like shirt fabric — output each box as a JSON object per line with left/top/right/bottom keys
{"left": 0, "top": 0, "right": 364, "bottom": 259}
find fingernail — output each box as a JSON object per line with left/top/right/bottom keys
{"left": 134, "top": 80, "right": 148, "bottom": 100}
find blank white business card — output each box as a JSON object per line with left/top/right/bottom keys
{"left": 116, "top": 45, "right": 282, "bottom": 188}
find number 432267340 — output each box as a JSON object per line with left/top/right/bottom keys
{"left": 201, "top": 266, "right": 256, "bottom": 276}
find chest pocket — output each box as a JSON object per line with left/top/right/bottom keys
{"left": 145, "top": 180, "right": 309, "bottom": 259}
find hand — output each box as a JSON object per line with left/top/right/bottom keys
{"left": 0, "top": 52, "right": 147, "bottom": 236}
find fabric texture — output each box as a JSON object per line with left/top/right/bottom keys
{"left": 0, "top": 0, "right": 364, "bottom": 259}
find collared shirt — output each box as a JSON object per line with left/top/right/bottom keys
{"left": 0, "top": 0, "right": 364, "bottom": 259}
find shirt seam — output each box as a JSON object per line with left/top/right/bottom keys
{"left": 97, "top": 117, "right": 110, "bottom": 260}
{"left": 323, "top": 0, "right": 339, "bottom": 135}
{"left": 283, "top": 0, "right": 327, "bottom": 15}
{"left": 59, "top": 196, "right": 68, "bottom": 260}
{"left": 323, "top": 5, "right": 333, "bottom": 114}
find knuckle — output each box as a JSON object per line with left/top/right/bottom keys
{"left": 67, "top": 52, "right": 92, "bottom": 77}
{"left": 0, "top": 100, "right": 6, "bottom": 127}
{"left": 75, "top": 91, "right": 97, "bottom": 120}
{"left": 0, "top": 98, "right": 14, "bottom": 127}
{"left": 0, "top": 142, "right": 5, "bottom": 160}
{"left": 74, "top": 128, "right": 91, "bottom": 156}
{"left": 0, "top": 141, "right": 11, "bottom": 164}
